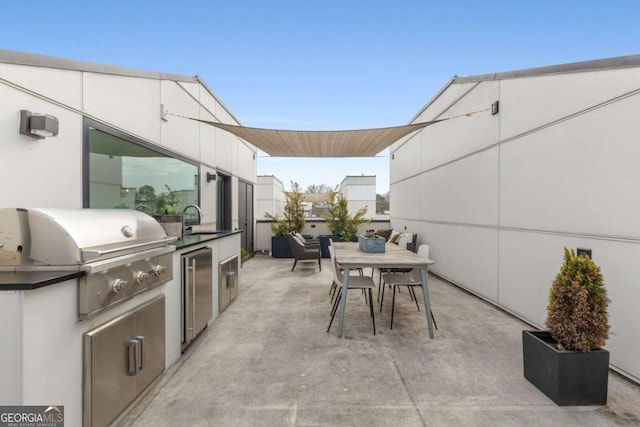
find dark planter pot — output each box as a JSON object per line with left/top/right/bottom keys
{"left": 319, "top": 235, "right": 342, "bottom": 258}
{"left": 271, "top": 236, "right": 292, "bottom": 258}
{"left": 522, "top": 330, "right": 609, "bottom": 406}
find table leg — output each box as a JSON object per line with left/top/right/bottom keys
{"left": 420, "top": 267, "right": 435, "bottom": 339}
{"left": 337, "top": 267, "right": 350, "bottom": 337}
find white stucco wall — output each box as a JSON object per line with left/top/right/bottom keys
{"left": 391, "top": 56, "right": 640, "bottom": 382}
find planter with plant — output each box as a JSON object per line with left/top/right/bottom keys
{"left": 523, "top": 248, "right": 610, "bottom": 405}
{"left": 358, "top": 229, "right": 385, "bottom": 253}
{"left": 264, "top": 181, "right": 306, "bottom": 258}
{"left": 320, "top": 191, "right": 370, "bottom": 257}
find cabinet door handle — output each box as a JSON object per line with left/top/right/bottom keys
{"left": 126, "top": 339, "right": 139, "bottom": 376}
{"left": 135, "top": 336, "right": 145, "bottom": 372}
{"left": 192, "top": 259, "right": 197, "bottom": 337}
{"left": 227, "top": 271, "right": 235, "bottom": 289}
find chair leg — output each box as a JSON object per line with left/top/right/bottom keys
{"left": 291, "top": 259, "right": 297, "bottom": 272}
{"left": 318, "top": 258, "right": 321, "bottom": 271}
{"left": 330, "top": 280, "right": 337, "bottom": 303}
{"left": 431, "top": 309, "right": 438, "bottom": 330}
{"left": 391, "top": 285, "right": 397, "bottom": 329}
{"left": 409, "top": 286, "right": 420, "bottom": 311}
{"left": 328, "top": 289, "right": 342, "bottom": 332}
{"left": 379, "top": 279, "right": 386, "bottom": 313}
{"left": 368, "top": 288, "right": 376, "bottom": 335}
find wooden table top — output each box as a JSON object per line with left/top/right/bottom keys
{"left": 332, "top": 241, "right": 434, "bottom": 269}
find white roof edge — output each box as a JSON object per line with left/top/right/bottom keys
{"left": 409, "top": 53, "right": 640, "bottom": 125}
{"left": 0, "top": 48, "right": 197, "bottom": 83}
{"left": 456, "top": 53, "right": 640, "bottom": 84}
{"left": 0, "top": 48, "right": 243, "bottom": 127}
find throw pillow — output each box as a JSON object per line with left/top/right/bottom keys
{"left": 389, "top": 230, "right": 401, "bottom": 244}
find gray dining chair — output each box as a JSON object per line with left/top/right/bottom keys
{"left": 327, "top": 243, "right": 376, "bottom": 335}
{"left": 380, "top": 244, "right": 437, "bottom": 330}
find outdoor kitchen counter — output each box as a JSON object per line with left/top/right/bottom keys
{"left": 0, "top": 270, "right": 84, "bottom": 290}
{"left": 175, "top": 229, "right": 243, "bottom": 250}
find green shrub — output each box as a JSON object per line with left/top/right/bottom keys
{"left": 546, "top": 248, "right": 610, "bottom": 352}
{"left": 264, "top": 181, "right": 306, "bottom": 236}
{"left": 324, "top": 190, "right": 369, "bottom": 241}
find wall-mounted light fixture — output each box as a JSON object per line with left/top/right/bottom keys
{"left": 491, "top": 101, "right": 499, "bottom": 115}
{"left": 253, "top": 153, "right": 256, "bottom": 159}
{"left": 206, "top": 172, "right": 217, "bottom": 182}
{"left": 20, "top": 110, "right": 59, "bottom": 139}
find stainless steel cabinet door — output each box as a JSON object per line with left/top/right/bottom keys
{"left": 84, "top": 296, "right": 165, "bottom": 427}
{"left": 134, "top": 296, "right": 166, "bottom": 394}
{"left": 183, "top": 247, "right": 213, "bottom": 347}
{"left": 84, "top": 313, "right": 137, "bottom": 427}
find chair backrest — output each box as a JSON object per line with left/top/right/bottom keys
{"left": 406, "top": 244, "right": 430, "bottom": 281}
{"left": 327, "top": 244, "right": 343, "bottom": 286}
{"left": 417, "top": 244, "right": 429, "bottom": 258}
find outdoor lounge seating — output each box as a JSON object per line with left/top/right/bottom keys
{"left": 287, "top": 233, "right": 321, "bottom": 272}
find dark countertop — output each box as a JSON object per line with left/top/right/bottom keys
{"left": 0, "top": 270, "right": 85, "bottom": 290}
{"left": 174, "top": 229, "right": 242, "bottom": 250}
{"left": 0, "top": 230, "right": 241, "bottom": 290}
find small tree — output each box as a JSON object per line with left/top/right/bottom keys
{"left": 324, "top": 191, "right": 369, "bottom": 241}
{"left": 264, "top": 181, "right": 306, "bottom": 235}
{"left": 546, "top": 248, "right": 610, "bottom": 352}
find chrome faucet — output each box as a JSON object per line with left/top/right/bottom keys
{"left": 182, "top": 204, "right": 203, "bottom": 236}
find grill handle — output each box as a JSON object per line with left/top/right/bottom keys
{"left": 82, "top": 237, "right": 178, "bottom": 260}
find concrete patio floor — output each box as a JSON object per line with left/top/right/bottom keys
{"left": 122, "top": 254, "right": 640, "bottom": 426}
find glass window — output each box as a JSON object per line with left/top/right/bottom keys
{"left": 85, "top": 122, "right": 199, "bottom": 215}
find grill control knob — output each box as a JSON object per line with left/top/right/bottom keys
{"left": 153, "top": 265, "right": 167, "bottom": 276}
{"left": 136, "top": 271, "right": 150, "bottom": 284}
{"left": 112, "top": 279, "right": 128, "bottom": 293}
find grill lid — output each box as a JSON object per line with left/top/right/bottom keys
{"left": 0, "top": 208, "right": 175, "bottom": 266}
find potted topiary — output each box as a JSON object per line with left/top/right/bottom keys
{"left": 264, "top": 181, "right": 306, "bottom": 258}
{"left": 320, "top": 191, "right": 369, "bottom": 257}
{"left": 523, "top": 248, "right": 610, "bottom": 405}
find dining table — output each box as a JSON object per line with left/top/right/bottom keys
{"left": 332, "top": 241, "right": 436, "bottom": 338}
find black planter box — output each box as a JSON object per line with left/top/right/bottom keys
{"left": 271, "top": 236, "right": 292, "bottom": 258}
{"left": 319, "top": 235, "right": 341, "bottom": 258}
{"left": 522, "top": 330, "right": 609, "bottom": 406}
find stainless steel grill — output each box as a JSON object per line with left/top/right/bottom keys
{"left": 0, "top": 208, "right": 175, "bottom": 318}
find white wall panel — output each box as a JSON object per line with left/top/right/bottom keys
{"left": 500, "top": 93, "right": 640, "bottom": 238}
{"left": 420, "top": 82, "right": 499, "bottom": 172}
{"left": 422, "top": 222, "right": 499, "bottom": 302}
{"left": 390, "top": 136, "right": 421, "bottom": 182}
{"left": 390, "top": 175, "right": 421, "bottom": 221}
{"left": 0, "top": 86, "right": 83, "bottom": 208}
{"left": 238, "top": 142, "right": 256, "bottom": 181}
{"left": 199, "top": 91, "right": 218, "bottom": 121}
{"left": 215, "top": 127, "right": 233, "bottom": 171}
{"left": 411, "top": 81, "right": 477, "bottom": 124}
{"left": 83, "top": 73, "right": 160, "bottom": 142}
{"left": 0, "top": 292, "right": 21, "bottom": 403}
{"left": 0, "top": 63, "right": 83, "bottom": 109}
{"left": 176, "top": 81, "right": 200, "bottom": 101}
{"left": 199, "top": 120, "right": 216, "bottom": 167}
{"left": 160, "top": 80, "right": 200, "bottom": 159}
{"left": 421, "top": 147, "right": 499, "bottom": 226}
{"left": 500, "top": 67, "right": 640, "bottom": 141}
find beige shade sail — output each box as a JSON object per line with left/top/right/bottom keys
{"left": 193, "top": 119, "right": 443, "bottom": 157}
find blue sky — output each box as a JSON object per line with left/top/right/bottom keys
{"left": 2, "top": 1, "right": 639, "bottom": 193}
